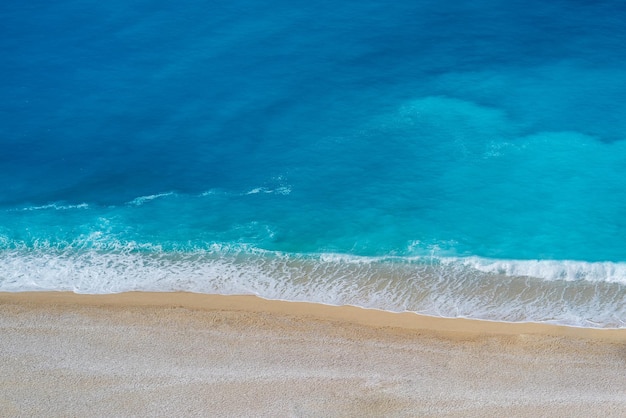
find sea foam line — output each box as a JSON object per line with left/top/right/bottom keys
{"left": 127, "top": 192, "right": 175, "bottom": 206}
{"left": 0, "top": 245, "right": 624, "bottom": 328}
{"left": 450, "top": 256, "right": 626, "bottom": 283}
{"left": 8, "top": 203, "right": 89, "bottom": 212}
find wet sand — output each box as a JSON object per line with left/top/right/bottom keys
{"left": 1, "top": 291, "right": 625, "bottom": 417}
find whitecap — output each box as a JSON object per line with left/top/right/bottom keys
{"left": 127, "top": 192, "right": 175, "bottom": 206}
{"left": 10, "top": 203, "right": 89, "bottom": 212}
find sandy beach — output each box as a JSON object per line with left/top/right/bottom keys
{"left": 1, "top": 292, "right": 625, "bottom": 417}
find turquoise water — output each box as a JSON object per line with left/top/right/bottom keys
{"left": 2, "top": 0, "right": 626, "bottom": 327}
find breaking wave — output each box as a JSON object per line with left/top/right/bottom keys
{"left": 1, "top": 240, "right": 624, "bottom": 328}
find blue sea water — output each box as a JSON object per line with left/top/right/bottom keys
{"left": 2, "top": 0, "right": 626, "bottom": 327}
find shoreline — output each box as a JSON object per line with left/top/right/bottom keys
{"left": 1, "top": 291, "right": 625, "bottom": 342}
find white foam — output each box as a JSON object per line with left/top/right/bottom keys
{"left": 199, "top": 189, "right": 223, "bottom": 196}
{"left": 456, "top": 256, "right": 626, "bottom": 283}
{"left": 127, "top": 192, "right": 175, "bottom": 206}
{"left": 1, "top": 244, "right": 625, "bottom": 328}
{"left": 10, "top": 203, "right": 89, "bottom": 211}
{"left": 245, "top": 186, "right": 291, "bottom": 195}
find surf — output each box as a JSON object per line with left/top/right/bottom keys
{"left": 1, "top": 241, "right": 624, "bottom": 328}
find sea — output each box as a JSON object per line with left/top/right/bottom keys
{"left": 2, "top": 0, "right": 626, "bottom": 328}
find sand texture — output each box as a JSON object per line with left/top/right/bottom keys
{"left": 1, "top": 292, "right": 625, "bottom": 417}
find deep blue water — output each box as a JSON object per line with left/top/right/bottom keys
{"left": 2, "top": 0, "right": 626, "bottom": 326}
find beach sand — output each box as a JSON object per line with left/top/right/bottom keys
{"left": 1, "top": 292, "right": 625, "bottom": 417}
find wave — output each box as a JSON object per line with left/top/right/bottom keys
{"left": 0, "top": 241, "right": 624, "bottom": 328}
{"left": 127, "top": 192, "right": 176, "bottom": 206}
{"left": 245, "top": 186, "right": 291, "bottom": 195}
{"left": 449, "top": 257, "right": 626, "bottom": 283}
{"left": 8, "top": 203, "right": 89, "bottom": 212}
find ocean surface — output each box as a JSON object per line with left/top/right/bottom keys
{"left": 2, "top": 0, "right": 626, "bottom": 327}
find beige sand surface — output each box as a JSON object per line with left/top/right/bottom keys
{"left": 1, "top": 291, "right": 625, "bottom": 417}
